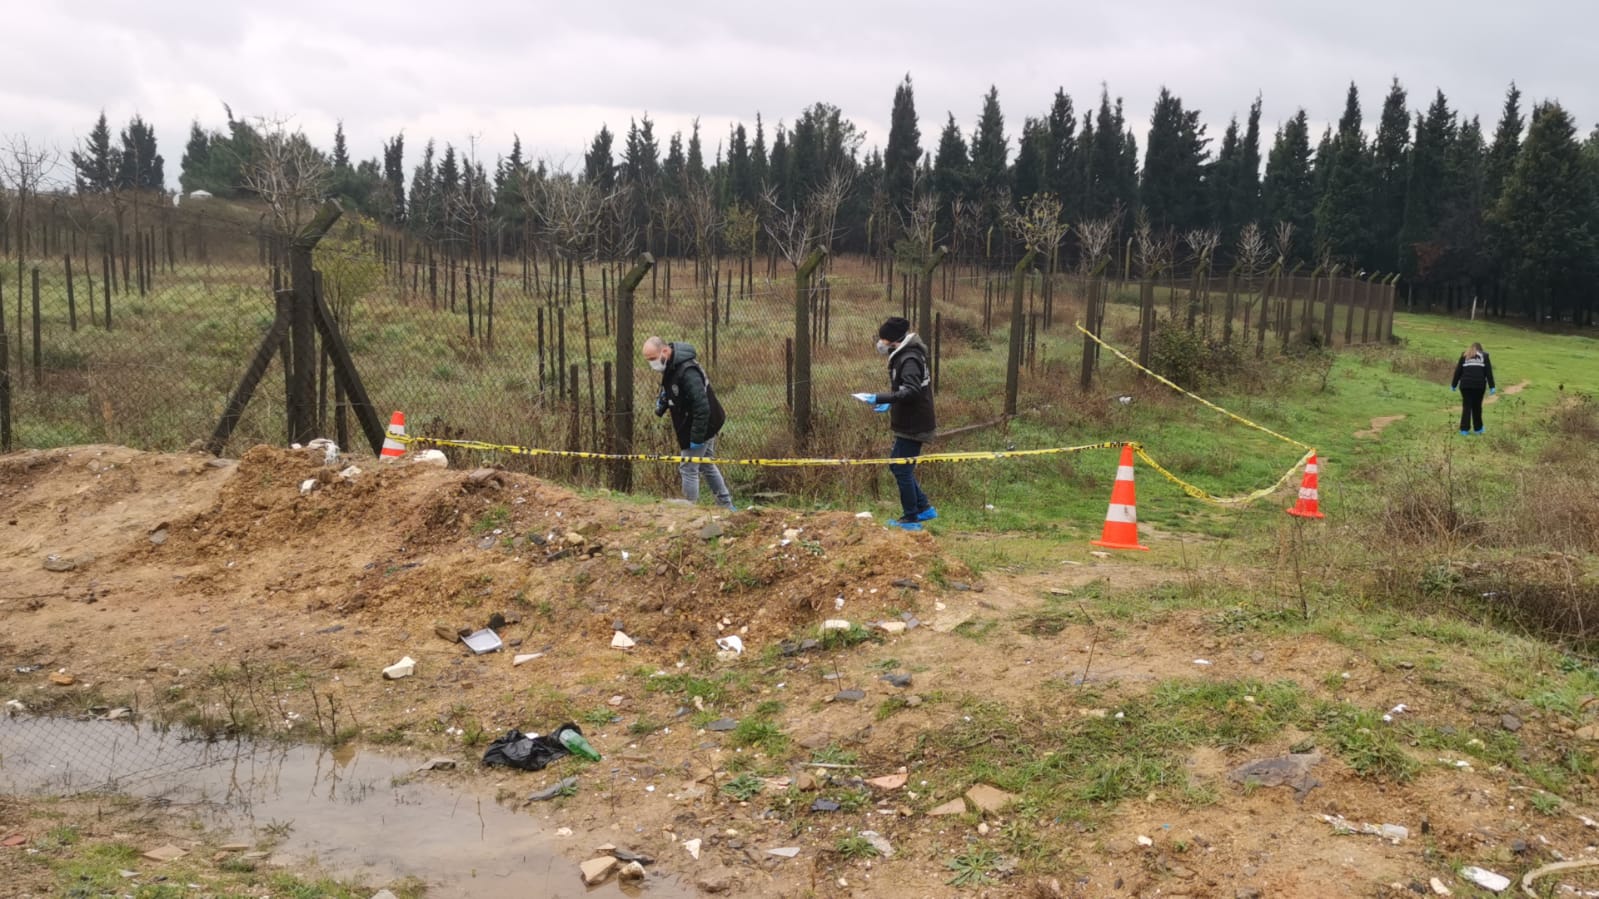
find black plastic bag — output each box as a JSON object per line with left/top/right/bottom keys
{"left": 481, "top": 722, "right": 584, "bottom": 771}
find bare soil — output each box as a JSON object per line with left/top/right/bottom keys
{"left": 4, "top": 444, "right": 1598, "bottom": 898}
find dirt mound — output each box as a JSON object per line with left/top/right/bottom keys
{"left": 10, "top": 444, "right": 963, "bottom": 660}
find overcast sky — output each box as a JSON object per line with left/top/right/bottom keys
{"left": 7, "top": 0, "right": 1596, "bottom": 190}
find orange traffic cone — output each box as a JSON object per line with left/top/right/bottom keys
{"left": 1091, "top": 445, "right": 1149, "bottom": 551}
{"left": 379, "top": 411, "right": 407, "bottom": 461}
{"left": 1286, "top": 452, "right": 1325, "bottom": 519}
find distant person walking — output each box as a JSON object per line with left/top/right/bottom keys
{"left": 643, "top": 336, "right": 734, "bottom": 510}
{"left": 857, "top": 317, "right": 937, "bottom": 532}
{"left": 1451, "top": 341, "right": 1496, "bottom": 435}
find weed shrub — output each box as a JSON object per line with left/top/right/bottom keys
{"left": 1150, "top": 321, "right": 1245, "bottom": 390}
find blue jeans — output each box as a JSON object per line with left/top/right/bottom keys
{"left": 680, "top": 437, "right": 734, "bottom": 509}
{"left": 889, "top": 437, "right": 930, "bottom": 519}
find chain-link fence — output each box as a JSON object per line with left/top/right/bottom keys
{"left": 1, "top": 201, "right": 1390, "bottom": 500}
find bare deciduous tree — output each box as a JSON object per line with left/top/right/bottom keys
{"left": 1236, "top": 222, "right": 1269, "bottom": 277}
{"left": 1183, "top": 228, "right": 1221, "bottom": 267}
{"left": 1272, "top": 221, "right": 1296, "bottom": 266}
{"left": 1006, "top": 192, "right": 1068, "bottom": 257}
{"left": 1075, "top": 217, "right": 1117, "bottom": 272}
{"left": 240, "top": 118, "right": 330, "bottom": 236}
{"left": 809, "top": 166, "right": 854, "bottom": 258}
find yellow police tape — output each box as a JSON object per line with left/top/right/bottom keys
{"left": 1075, "top": 323, "right": 1313, "bottom": 453}
{"left": 387, "top": 325, "right": 1316, "bottom": 508}
{"left": 387, "top": 431, "right": 1312, "bottom": 509}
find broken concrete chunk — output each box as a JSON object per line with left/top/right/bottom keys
{"left": 618, "top": 860, "right": 646, "bottom": 881}
{"left": 866, "top": 773, "right": 908, "bottom": 790}
{"left": 821, "top": 619, "right": 851, "bottom": 631}
{"left": 414, "top": 758, "right": 456, "bottom": 772}
{"left": 141, "top": 844, "right": 187, "bottom": 862}
{"left": 928, "top": 799, "right": 967, "bottom": 816}
{"left": 381, "top": 656, "right": 416, "bottom": 680}
{"left": 965, "top": 783, "right": 1018, "bottom": 814}
{"left": 1227, "top": 752, "right": 1323, "bottom": 801}
{"left": 580, "top": 856, "right": 618, "bottom": 885}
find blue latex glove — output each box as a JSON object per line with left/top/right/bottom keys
{"left": 688, "top": 442, "right": 705, "bottom": 453}
{"left": 873, "top": 403, "right": 890, "bottom": 413}
{"left": 1490, "top": 387, "right": 1496, "bottom": 395}
{"left": 1451, "top": 385, "right": 1457, "bottom": 392}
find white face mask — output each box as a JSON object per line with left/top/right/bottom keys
{"left": 875, "top": 340, "right": 893, "bottom": 356}
{"left": 648, "top": 357, "right": 667, "bottom": 373}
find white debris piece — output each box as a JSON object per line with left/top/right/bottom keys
{"left": 1459, "top": 866, "right": 1509, "bottom": 892}
{"left": 611, "top": 631, "right": 636, "bottom": 650}
{"left": 381, "top": 656, "right": 416, "bottom": 680}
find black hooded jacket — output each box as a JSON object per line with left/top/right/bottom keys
{"left": 1451, "top": 351, "right": 1495, "bottom": 392}
{"left": 658, "top": 342, "right": 726, "bottom": 448}
{"left": 875, "top": 333, "right": 936, "bottom": 441}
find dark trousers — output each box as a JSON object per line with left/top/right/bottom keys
{"left": 1459, "top": 388, "right": 1485, "bottom": 432}
{"left": 889, "top": 436, "right": 931, "bottom": 519}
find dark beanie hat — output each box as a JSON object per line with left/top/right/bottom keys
{"left": 878, "top": 317, "right": 911, "bottom": 342}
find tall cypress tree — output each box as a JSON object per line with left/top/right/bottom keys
{"left": 1012, "top": 117, "right": 1051, "bottom": 203}
{"left": 884, "top": 74, "right": 922, "bottom": 217}
{"left": 73, "top": 112, "right": 118, "bottom": 193}
{"left": 1314, "top": 83, "right": 1371, "bottom": 262}
{"left": 931, "top": 112, "right": 970, "bottom": 238}
{"left": 969, "top": 86, "right": 1010, "bottom": 227}
{"left": 1210, "top": 116, "right": 1243, "bottom": 239}
{"left": 662, "top": 131, "right": 686, "bottom": 200}
{"left": 1044, "top": 89, "right": 1078, "bottom": 213}
{"left": 1140, "top": 87, "right": 1209, "bottom": 231}
{"left": 767, "top": 124, "right": 789, "bottom": 208}
{"left": 1262, "top": 110, "right": 1315, "bottom": 259}
{"left": 1438, "top": 116, "right": 1488, "bottom": 287}
{"left": 686, "top": 119, "right": 707, "bottom": 187}
{"left": 1238, "top": 96, "right": 1263, "bottom": 227}
{"left": 1492, "top": 102, "right": 1598, "bottom": 322}
{"left": 1084, "top": 89, "right": 1124, "bottom": 219}
{"left": 1400, "top": 91, "right": 1457, "bottom": 280}
{"left": 1484, "top": 83, "right": 1524, "bottom": 204}
{"left": 176, "top": 121, "right": 211, "bottom": 195}
{"left": 751, "top": 114, "right": 769, "bottom": 193}
{"left": 1370, "top": 78, "right": 1411, "bottom": 272}
{"left": 725, "top": 122, "right": 753, "bottom": 206}
{"left": 332, "top": 121, "right": 351, "bottom": 171}
{"left": 584, "top": 126, "right": 615, "bottom": 189}
{"left": 117, "top": 115, "right": 164, "bottom": 191}
{"left": 409, "top": 140, "right": 437, "bottom": 237}
{"left": 382, "top": 132, "right": 406, "bottom": 222}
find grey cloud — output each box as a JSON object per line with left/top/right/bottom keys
{"left": 10, "top": 0, "right": 1598, "bottom": 189}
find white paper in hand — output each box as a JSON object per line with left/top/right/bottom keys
{"left": 851, "top": 392, "right": 876, "bottom": 403}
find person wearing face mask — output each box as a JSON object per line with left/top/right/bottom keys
{"left": 861, "top": 317, "right": 937, "bottom": 531}
{"left": 642, "top": 336, "right": 734, "bottom": 510}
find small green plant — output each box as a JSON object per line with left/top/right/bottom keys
{"left": 629, "top": 717, "right": 663, "bottom": 736}
{"left": 820, "top": 623, "right": 876, "bottom": 651}
{"left": 263, "top": 819, "right": 296, "bottom": 838}
{"left": 836, "top": 833, "right": 881, "bottom": 860}
{"left": 721, "top": 773, "right": 764, "bottom": 801}
{"left": 580, "top": 707, "right": 617, "bottom": 728}
{"left": 946, "top": 846, "right": 1002, "bottom": 887}
{"left": 472, "top": 504, "right": 510, "bottom": 534}
{"left": 730, "top": 719, "right": 789, "bottom": 755}
{"left": 461, "top": 720, "right": 488, "bottom": 747}
{"left": 1529, "top": 791, "right": 1562, "bottom": 815}
{"left": 810, "top": 744, "right": 858, "bottom": 765}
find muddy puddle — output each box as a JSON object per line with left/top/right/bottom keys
{"left": 0, "top": 715, "right": 694, "bottom": 898}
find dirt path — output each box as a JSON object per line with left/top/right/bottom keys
{"left": 1485, "top": 378, "right": 1531, "bottom": 404}
{"left": 1354, "top": 414, "right": 1406, "bottom": 439}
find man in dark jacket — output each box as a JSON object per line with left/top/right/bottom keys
{"left": 1450, "top": 341, "right": 1496, "bottom": 435}
{"left": 643, "top": 336, "right": 734, "bottom": 510}
{"left": 862, "top": 317, "right": 936, "bottom": 531}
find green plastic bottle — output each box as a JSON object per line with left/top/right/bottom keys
{"left": 558, "top": 727, "right": 602, "bottom": 762}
